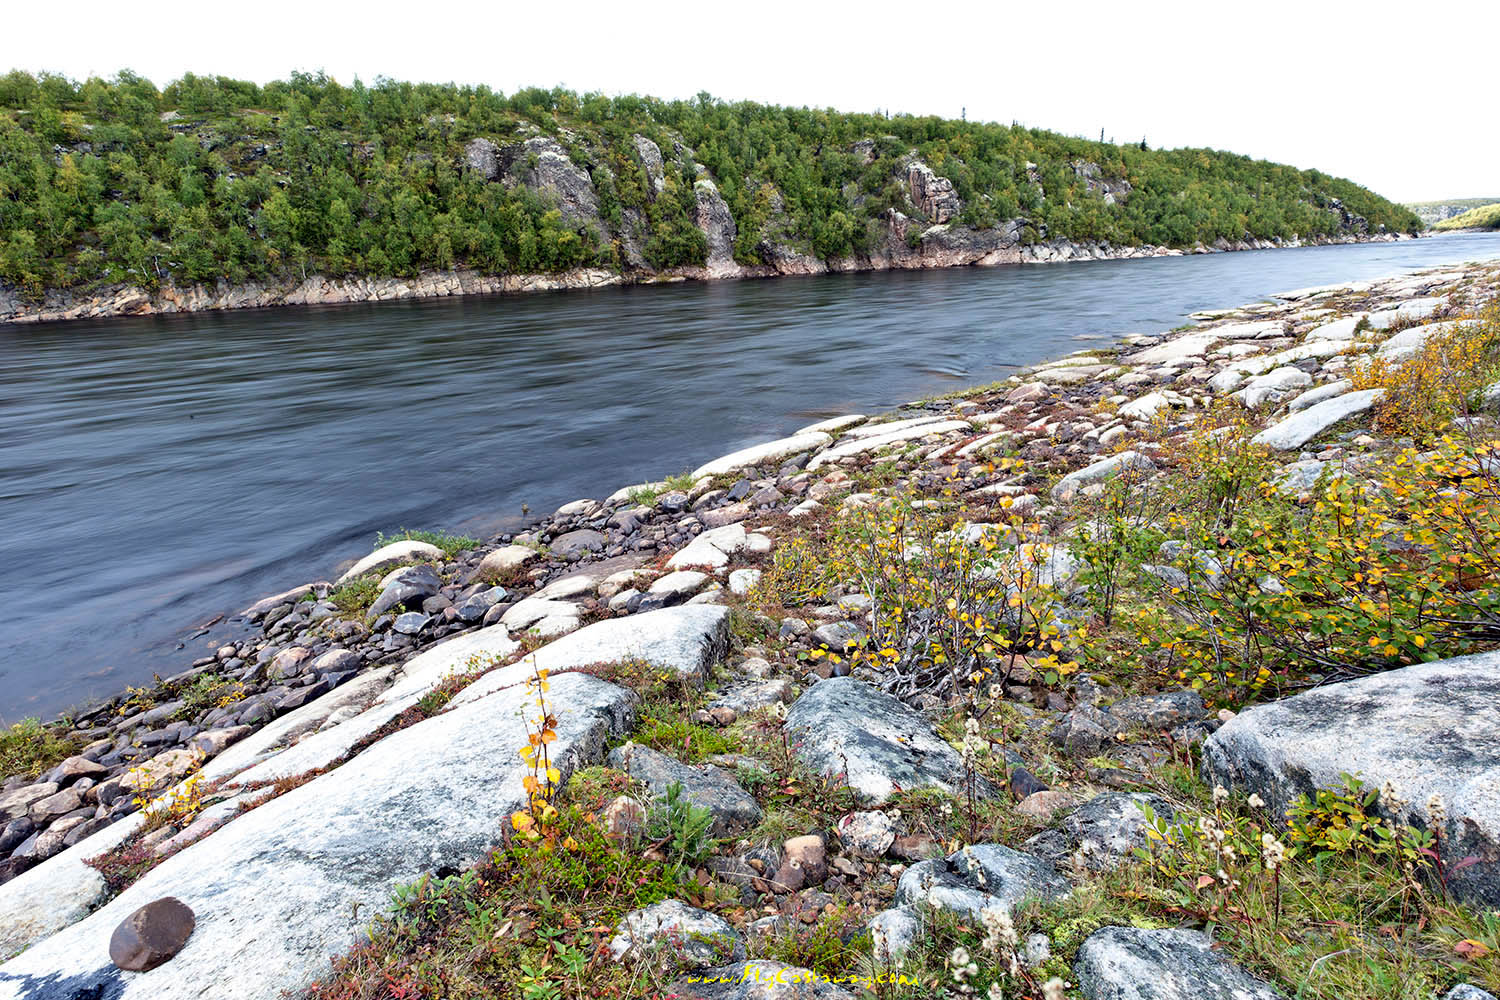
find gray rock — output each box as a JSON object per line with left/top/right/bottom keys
{"left": 1024, "top": 793, "right": 1173, "bottom": 871}
{"left": 607, "top": 745, "right": 761, "bottom": 835}
{"left": 835, "top": 810, "right": 895, "bottom": 858}
{"left": 609, "top": 898, "right": 743, "bottom": 968}
{"left": 1074, "top": 926, "right": 1285, "bottom": 999}
{"left": 866, "top": 905, "right": 921, "bottom": 962}
{"left": 1052, "top": 451, "right": 1155, "bottom": 501}
{"left": 368, "top": 564, "right": 443, "bottom": 617}
{"left": 0, "top": 672, "right": 635, "bottom": 999}
{"left": 1444, "top": 987, "right": 1498, "bottom": 1000}
{"left": 670, "top": 960, "right": 855, "bottom": 998}
{"left": 784, "top": 677, "right": 994, "bottom": 806}
{"left": 336, "top": 539, "right": 444, "bottom": 585}
{"left": 463, "top": 137, "right": 500, "bottom": 180}
{"left": 392, "top": 612, "right": 430, "bottom": 635}
{"left": 551, "top": 529, "right": 606, "bottom": 558}
{"left": 1252, "top": 389, "right": 1384, "bottom": 451}
{"left": 1202, "top": 651, "right": 1500, "bottom": 905}
{"left": 454, "top": 586, "right": 508, "bottom": 622}
{"left": 897, "top": 844, "right": 1068, "bottom": 918}
{"left": 708, "top": 680, "right": 792, "bottom": 715}
{"left": 811, "top": 621, "right": 867, "bottom": 650}
{"left": 499, "top": 137, "right": 601, "bottom": 231}
{"left": 1109, "top": 691, "right": 1207, "bottom": 729}
{"left": 1286, "top": 379, "right": 1352, "bottom": 412}
{"left": 450, "top": 606, "right": 729, "bottom": 708}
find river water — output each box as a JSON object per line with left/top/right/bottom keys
{"left": 5, "top": 232, "right": 1500, "bottom": 719}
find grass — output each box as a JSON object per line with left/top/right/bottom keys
{"left": 0, "top": 717, "right": 80, "bottom": 780}
{"left": 374, "top": 527, "right": 479, "bottom": 558}
{"left": 329, "top": 573, "right": 383, "bottom": 615}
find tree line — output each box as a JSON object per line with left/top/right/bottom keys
{"left": 0, "top": 70, "right": 1421, "bottom": 298}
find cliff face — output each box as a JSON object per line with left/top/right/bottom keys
{"left": 0, "top": 139, "right": 1403, "bottom": 325}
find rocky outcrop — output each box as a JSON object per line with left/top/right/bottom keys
{"left": 1202, "top": 652, "right": 1500, "bottom": 905}
{"left": 1074, "top": 926, "right": 1285, "bottom": 1000}
{"left": 496, "top": 136, "right": 603, "bottom": 232}
{"left": 905, "top": 160, "right": 961, "bottom": 223}
{"left": 694, "top": 179, "right": 739, "bottom": 276}
{"left": 0, "top": 672, "right": 636, "bottom": 999}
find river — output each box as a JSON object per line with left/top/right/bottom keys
{"left": 5, "top": 232, "right": 1500, "bottom": 719}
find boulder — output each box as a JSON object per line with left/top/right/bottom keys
{"left": 472, "top": 544, "right": 540, "bottom": 581}
{"left": 1285, "top": 379, "right": 1352, "bottom": 413}
{"left": 806, "top": 421, "right": 971, "bottom": 470}
{"left": 1023, "top": 792, "right": 1173, "bottom": 871}
{"left": 551, "top": 529, "right": 606, "bottom": 558}
{"left": 0, "top": 672, "right": 635, "bottom": 999}
{"left": 336, "top": 539, "right": 443, "bottom": 585}
{"left": 1074, "top": 926, "right": 1284, "bottom": 1000}
{"left": 1252, "top": 389, "right": 1383, "bottom": 451}
{"left": 606, "top": 745, "right": 761, "bottom": 835}
{"left": 367, "top": 564, "right": 442, "bottom": 617}
{"left": 1202, "top": 652, "right": 1500, "bottom": 905}
{"left": 667, "top": 524, "right": 749, "bottom": 571}
{"left": 865, "top": 905, "right": 921, "bottom": 962}
{"left": 783, "top": 677, "right": 993, "bottom": 805}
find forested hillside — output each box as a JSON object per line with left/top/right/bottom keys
{"left": 0, "top": 70, "right": 1421, "bottom": 298}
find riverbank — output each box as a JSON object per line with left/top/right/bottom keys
{"left": 2, "top": 256, "right": 1499, "bottom": 1000}
{"left": 0, "top": 232, "right": 1410, "bottom": 326}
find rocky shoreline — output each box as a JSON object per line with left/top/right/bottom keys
{"left": 2, "top": 255, "right": 1497, "bottom": 1000}
{"left": 0, "top": 232, "right": 1409, "bottom": 327}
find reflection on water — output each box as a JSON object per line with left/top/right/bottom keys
{"left": 4, "top": 233, "right": 1500, "bottom": 717}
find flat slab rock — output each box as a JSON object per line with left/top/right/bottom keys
{"left": 608, "top": 898, "right": 743, "bottom": 968}
{"left": 451, "top": 605, "right": 729, "bottom": 707}
{"left": 1252, "top": 388, "right": 1383, "bottom": 451}
{"left": 671, "top": 960, "right": 856, "bottom": 999}
{"left": 1075, "top": 926, "right": 1284, "bottom": 1000}
{"left": 0, "top": 672, "right": 635, "bottom": 1000}
{"left": 1202, "top": 651, "right": 1500, "bottom": 905}
{"left": 783, "top": 677, "right": 994, "bottom": 806}
{"left": 1024, "top": 792, "right": 1173, "bottom": 871}
{"left": 606, "top": 745, "right": 762, "bottom": 835}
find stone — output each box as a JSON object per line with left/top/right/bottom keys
{"left": 54, "top": 757, "right": 107, "bottom": 781}
{"left": 1367, "top": 297, "right": 1444, "bottom": 330}
{"left": 836, "top": 810, "right": 895, "bottom": 858}
{"left": 1015, "top": 789, "right": 1078, "bottom": 820}
{"left": 122, "top": 750, "right": 202, "bottom": 798}
{"left": 0, "top": 784, "right": 59, "bottom": 821}
{"left": 0, "top": 672, "right": 635, "bottom": 999}
{"left": 242, "top": 582, "right": 325, "bottom": 619}
{"left": 1125, "top": 333, "right": 1221, "bottom": 365}
{"left": 336, "top": 540, "right": 443, "bottom": 585}
{"left": 1074, "top": 926, "right": 1285, "bottom": 1000}
{"left": 1202, "top": 651, "right": 1500, "bottom": 905}
{"left": 367, "top": 563, "right": 442, "bottom": 617}
{"left": 691, "top": 433, "right": 834, "bottom": 480}
{"left": 551, "top": 529, "right": 606, "bottom": 558}
{"left": 610, "top": 898, "right": 743, "bottom": 968}
{"left": 1252, "top": 388, "right": 1384, "bottom": 451}
{"left": 866, "top": 905, "right": 921, "bottom": 963}
{"left": 109, "top": 897, "right": 195, "bottom": 972}
{"left": 472, "top": 544, "right": 539, "bottom": 581}
{"left": 651, "top": 570, "right": 710, "bottom": 597}
{"left": 897, "top": 844, "right": 1069, "bottom": 918}
{"left": 806, "top": 421, "right": 971, "bottom": 470}
{"left": 1376, "top": 319, "right": 1473, "bottom": 362}
{"left": 392, "top": 612, "right": 430, "bottom": 635}
{"left": 1108, "top": 691, "right": 1207, "bottom": 729}
{"left": 668, "top": 523, "right": 749, "bottom": 570}
{"left": 782, "top": 835, "right": 827, "bottom": 883}
{"left": 784, "top": 677, "right": 994, "bottom": 806}
{"left": 1281, "top": 380, "right": 1350, "bottom": 416}
{"left": 728, "top": 569, "right": 762, "bottom": 596}
{"left": 1305, "top": 315, "right": 1365, "bottom": 341}
{"left": 602, "top": 795, "right": 645, "bottom": 839}
{"left": 451, "top": 606, "right": 729, "bottom": 707}
{"left": 454, "top": 586, "right": 509, "bottom": 622}
{"left": 1051, "top": 451, "right": 1155, "bottom": 501}
{"left": 1025, "top": 793, "right": 1173, "bottom": 871}
{"left": 1118, "top": 392, "right": 1170, "bottom": 421}
{"left": 607, "top": 744, "right": 761, "bottom": 835}
{"left": 1444, "top": 987, "right": 1498, "bottom": 1000}
{"left": 707, "top": 680, "right": 792, "bottom": 715}
{"left": 670, "top": 960, "right": 855, "bottom": 998}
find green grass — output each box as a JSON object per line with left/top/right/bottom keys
{"left": 328, "top": 573, "right": 382, "bottom": 615}
{"left": 0, "top": 718, "right": 80, "bottom": 780}
{"left": 374, "top": 527, "right": 479, "bottom": 558}
{"left": 1434, "top": 203, "right": 1500, "bottom": 231}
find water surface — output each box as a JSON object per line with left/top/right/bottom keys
{"left": 5, "top": 232, "right": 1500, "bottom": 718}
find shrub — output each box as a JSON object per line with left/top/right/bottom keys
{"left": 1352, "top": 306, "right": 1500, "bottom": 438}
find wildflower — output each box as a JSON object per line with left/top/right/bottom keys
{"left": 1212, "top": 785, "right": 1230, "bottom": 805}
{"left": 1042, "top": 979, "right": 1067, "bottom": 1000}
{"left": 1247, "top": 793, "right": 1265, "bottom": 809}
{"left": 949, "top": 945, "right": 977, "bottom": 983}
{"left": 980, "top": 906, "right": 1018, "bottom": 953}
{"left": 1261, "top": 832, "right": 1286, "bottom": 872}
{"left": 988, "top": 984, "right": 1005, "bottom": 1000}
{"left": 1427, "top": 793, "right": 1447, "bottom": 831}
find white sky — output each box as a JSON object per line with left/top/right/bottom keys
{"left": 5, "top": 0, "right": 1495, "bottom": 203}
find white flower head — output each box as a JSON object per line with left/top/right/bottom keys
{"left": 1247, "top": 793, "right": 1265, "bottom": 809}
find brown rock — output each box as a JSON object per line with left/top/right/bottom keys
{"left": 601, "top": 795, "right": 645, "bottom": 840}
{"left": 28, "top": 787, "right": 83, "bottom": 823}
{"left": 708, "top": 707, "right": 737, "bottom": 726}
{"left": 109, "top": 897, "right": 196, "bottom": 971}
{"left": 782, "top": 834, "right": 827, "bottom": 884}
{"left": 1016, "top": 789, "right": 1079, "bottom": 820}
{"left": 57, "top": 756, "right": 109, "bottom": 780}
{"left": 889, "top": 833, "right": 942, "bottom": 861}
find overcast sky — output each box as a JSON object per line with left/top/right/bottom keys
{"left": 6, "top": 0, "right": 1495, "bottom": 203}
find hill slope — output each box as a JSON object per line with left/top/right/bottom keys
{"left": 0, "top": 71, "right": 1420, "bottom": 303}
{"left": 1433, "top": 203, "right": 1500, "bottom": 232}
{"left": 1406, "top": 197, "right": 1500, "bottom": 227}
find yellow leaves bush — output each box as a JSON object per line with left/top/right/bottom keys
{"left": 1352, "top": 305, "right": 1500, "bottom": 438}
